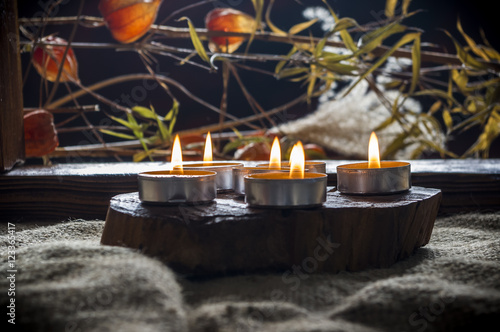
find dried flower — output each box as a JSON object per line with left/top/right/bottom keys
{"left": 24, "top": 110, "right": 59, "bottom": 157}
{"left": 99, "top": 0, "right": 162, "bottom": 43}
{"left": 32, "top": 36, "right": 79, "bottom": 83}
{"left": 205, "top": 8, "right": 256, "bottom": 53}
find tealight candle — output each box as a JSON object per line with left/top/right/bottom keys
{"left": 181, "top": 132, "right": 243, "bottom": 191}
{"left": 336, "top": 132, "right": 411, "bottom": 195}
{"left": 233, "top": 137, "right": 287, "bottom": 194}
{"left": 244, "top": 141, "right": 327, "bottom": 208}
{"left": 256, "top": 137, "right": 326, "bottom": 173}
{"left": 138, "top": 135, "right": 217, "bottom": 204}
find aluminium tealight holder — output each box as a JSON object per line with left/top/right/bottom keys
{"left": 336, "top": 161, "right": 411, "bottom": 195}
{"left": 182, "top": 161, "right": 243, "bottom": 191}
{"left": 244, "top": 172, "right": 328, "bottom": 208}
{"left": 257, "top": 161, "right": 326, "bottom": 174}
{"left": 138, "top": 170, "right": 217, "bottom": 204}
{"left": 233, "top": 166, "right": 288, "bottom": 195}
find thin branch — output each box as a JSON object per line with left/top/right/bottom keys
{"left": 47, "top": 73, "right": 261, "bottom": 131}
{"left": 19, "top": 15, "right": 469, "bottom": 67}
{"left": 24, "top": 105, "right": 99, "bottom": 113}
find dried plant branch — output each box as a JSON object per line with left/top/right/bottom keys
{"left": 24, "top": 105, "right": 99, "bottom": 113}
{"left": 47, "top": 73, "right": 261, "bottom": 131}
{"left": 19, "top": 15, "right": 467, "bottom": 67}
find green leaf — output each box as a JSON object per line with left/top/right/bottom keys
{"left": 178, "top": 17, "right": 210, "bottom": 63}
{"left": 100, "top": 129, "right": 136, "bottom": 140}
{"left": 132, "top": 105, "right": 164, "bottom": 122}
{"left": 168, "top": 99, "right": 180, "bottom": 134}
{"left": 133, "top": 148, "right": 158, "bottom": 163}
{"left": 110, "top": 115, "right": 139, "bottom": 131}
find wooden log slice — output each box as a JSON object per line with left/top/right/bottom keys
{"left": 101, "top": 187, "right": 441, "bottom": 276}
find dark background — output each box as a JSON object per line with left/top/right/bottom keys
{"left": 16, "top": 0, "right": 500, "bottom": 158}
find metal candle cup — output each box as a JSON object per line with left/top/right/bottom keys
{"left": 336, "top": 161, "right": 411, "bottom": 195}
{"left": 138, "top": 170, "right": 217, "bottom": 204}
{"left": 257, "top": 161, "right": 326, "bottom": 173}
{"left": 233, "top": 166, "right": 288, "bottom": 195}
{"left": 244, "top": 172, "right": 328, "bottom": 208}
{"left": 182, "top": 161, "right": 243, "bottom": 191}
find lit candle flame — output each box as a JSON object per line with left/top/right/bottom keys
{"left": 171, "top": 134, "right": 183, "bottom": 173}
{"left": 203, "top": 132, "right": 213, "bottom": 165}
{"left": 368, "top": 132, "right": 381, "bottom": 168}
{"left": 289, "top": 141, "right": 305, "bottom": 179}
{"left": 269, "top": 136, "right": 281, "bottom": 169}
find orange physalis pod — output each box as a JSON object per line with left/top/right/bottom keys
{"left": 32, "top": 36, "right": 79, "bottom": 83}
{"left": 24, "top": 110, "right": 59, "bottom": 157}
{"left": 205, "top": 8, "right": 256, "bottom": 53}
{"left": 98, "top": 0, "right": 163, "bottom": 43}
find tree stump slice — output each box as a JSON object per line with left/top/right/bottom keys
{"left": 101, "top": 186, "right": 441, "bottom": 275}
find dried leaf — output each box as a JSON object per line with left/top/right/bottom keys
{"left": 385, "top": 0, "right": 398, "bottom": 18}
{"left": 345, "top": 32, "right": 421, "bottom": 97}
{"left": 428, "top": 100, "right": 442, "bottom": 115}
{"left": 409, "top": 33, "right": 421, "bottom": 94}
{"left": 288, "top": 18, "right": 318, "bottom": 35}
{"left": 322, "top": 0, "right": 357, "bottom": 52}
{"left": 179, "top": 16, "right": 210, "bottom": 62}
{"left": 456, "top": 18, "right": 489, "bottom": 61}
{"left": 276, "top": 67, "right": 309, "bottom": 79}
{"left": 357, "top": 23, "right": 407, "bottom": 56}
{"left": 442, "top": 109, "right": 453, "bottom": 132}
{"left": 332, "top": 17, "right": 358, "bottom": 33}
{"left": 443, "top": 29, "right": 488, "bottom": 70}
{"left": 402, "top": 0, "right": 412, "bottom": 15}
{"left": 32, "top": 36, "right": 79, "bottom": 83}
{"left": 265, "top": 0, "right": 287, "bottom": 36}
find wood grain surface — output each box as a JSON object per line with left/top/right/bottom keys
{"left": 0, "top": 159, "right": 498, "bottom": 220}
{"left": 101, "top": 187, "right": 442, "bottom": 275}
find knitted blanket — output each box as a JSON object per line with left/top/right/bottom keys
{"left": 1, "top": 212, "right": 499, "bottom": 331}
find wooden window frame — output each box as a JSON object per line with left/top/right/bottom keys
{"left": 0, "top": 0, "right": 24, "bottom": 172}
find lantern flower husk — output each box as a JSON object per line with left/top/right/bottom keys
{"left": 205, "top": 8, "right": 256, "bottom": 54}
{"left": 98, "top": 0, "right": 163, "bottom": 44}
{"left": 32, "top": 36, "right": 79, "bottom": 83}
{"left": 24, "top": 110, "right": 59, "bottom": 157}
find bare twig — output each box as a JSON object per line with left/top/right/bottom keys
{"left": 47, "top": 73, "right": 262, "bottom": 131}
{"left": 43, "top": 0, "right": 85, "bottom": 108}
{"left": 19, "top": 15, "right": 467, "bottom": 66}
{"left": 24, "top": 105, "right": 99, "bottom": 113}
